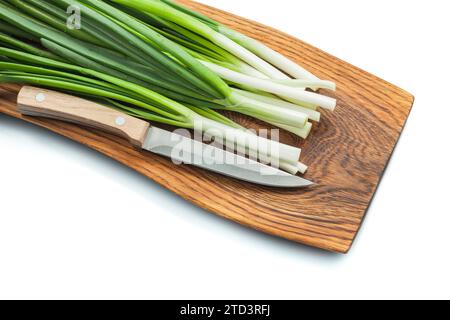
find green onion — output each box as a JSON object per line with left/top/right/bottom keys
{"left": 0, "top": 31, "right": 59, "bottom": 60}
{"left": 160, "top": 0, "right": 319, "bottom": 81}
{"left": 6, "top": 0, "right": 101, "bottom": 45}
{"left": 0, "top": 21, "right": 39, "bottom": 41}
{"left": 0, "top": 47, "right": 302, "bottom": 171}
{"left": 201, "top": 60, "right": 336, "bottom": 110}
{"left": 112, "top": 0, "right": 290, "bottom": 80}
{"left": 0, "top": 0, "right": 338, "bottom": 174}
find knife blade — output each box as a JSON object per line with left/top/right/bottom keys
{"left": 17, "top": 86, "right": 313, "bottom": 188}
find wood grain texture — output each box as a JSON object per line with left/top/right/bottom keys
{"left": 0, "top": 0, "right": 414, "bottom": 253}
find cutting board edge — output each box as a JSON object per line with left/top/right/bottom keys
{"left": 344, "top": 94, "right": 415, "bottom": 253}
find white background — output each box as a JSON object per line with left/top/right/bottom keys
{"left": 0, "top": 0, "right": 449, "bottom": 300}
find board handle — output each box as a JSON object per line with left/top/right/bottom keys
{"left": 17, "top": 86, "right": 150, "bottom": 148}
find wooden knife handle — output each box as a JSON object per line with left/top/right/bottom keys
{"left": 17, "top": 86, "right": 150, "bottom": 148}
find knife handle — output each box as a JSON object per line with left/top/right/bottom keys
{"left": 17, "top": 86, "right": 150, "bottom": 148}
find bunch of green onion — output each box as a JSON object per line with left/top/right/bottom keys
{"left": 0, "top": 0, "right": 336, "bottom": 175}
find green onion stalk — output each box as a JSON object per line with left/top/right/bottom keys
{"left": 112, "top": 0, "right": 290, "bottom": 80}
{"left": 0, "top": 0, "right": 323, "bottom": 132}
{"left": 0, "top": 46, "right": 304, "bottom": 173}
{"left": 158, "top": 0, "right": 320, "bottom": 81}
{"left": 108, "top": 0, "right": 336, "bottom": 122}
{"left": 77, "top": 0, "right": 321, "bottom": 126}
{"left": 0, "top": 0, "right": 338, "bottom": 173}
{"left": 116, "top": 0, "right": 329, "bottom": 91}
{"left": 0, "top": 53, "right": 303, "bottom": 173}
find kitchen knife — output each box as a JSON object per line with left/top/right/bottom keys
{"left": 17, "top": 86, "right": 313, "bottom": 188}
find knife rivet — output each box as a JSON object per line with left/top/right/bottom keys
{"left": 35, "top": 93, "right": 46, "bottom": 103}
{"left": 115, "top": 116, "right": 126, "bottom": 126}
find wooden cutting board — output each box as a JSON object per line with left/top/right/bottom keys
{"left": 0, "top": 0, "right": 414, "bottom": 253}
